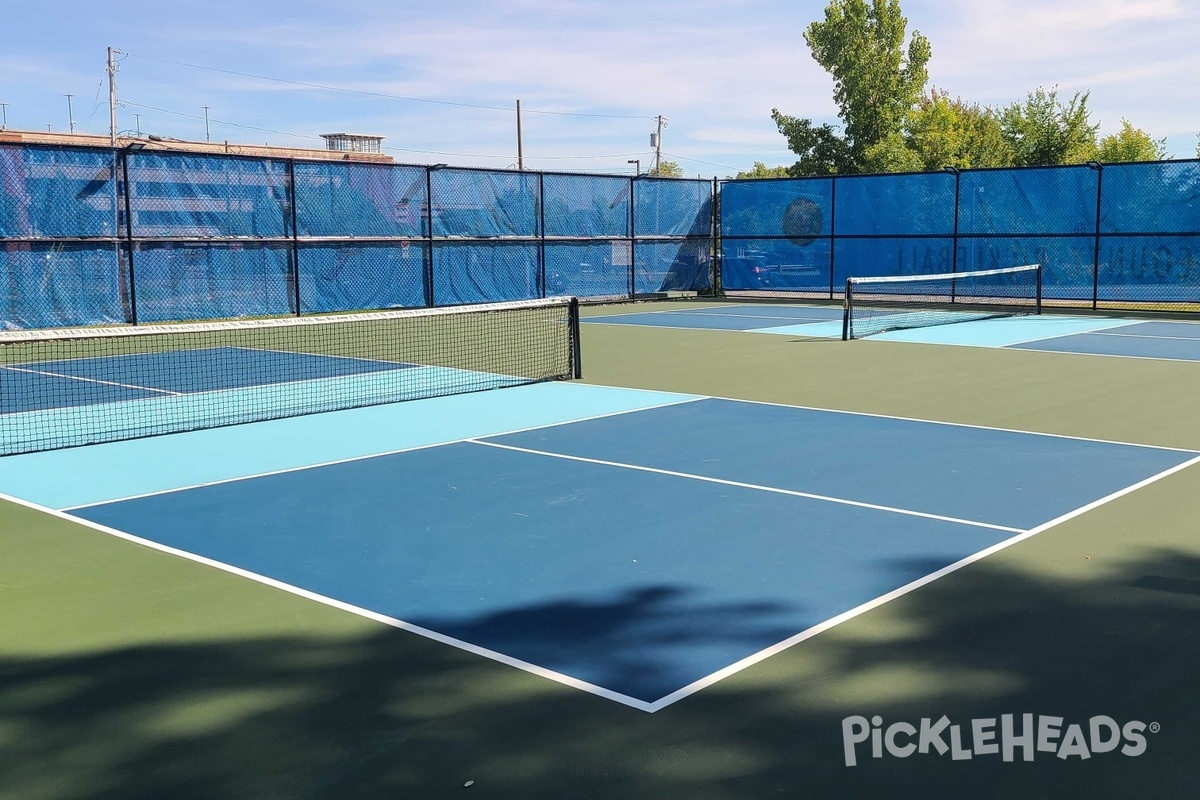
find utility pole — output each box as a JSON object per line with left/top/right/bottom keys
{"left": 65, "top": 95, "right": 75, "bottom": 133}
{"left": 652, "top": 115, "right": 666, "bottom": 174}
{"left": 202, "top": 105, "right": 211, "bottom": 142}
{"left": 133, "top": 113, "right": 141, "bottom": 136}
{"left": 515, "top": 99, "right": 524, "bottom": 170}
{"left": 107, "top": 46, "right": 118, "bottom": 146}
{"left": 0, "top": 103, "right": 7, "bottom": 131}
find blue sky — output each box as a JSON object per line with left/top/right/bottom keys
{"left": 2, "top": 0, "right": 1198, "bottom": 175}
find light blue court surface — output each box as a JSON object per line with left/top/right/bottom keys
{"left": 7, "top": 382, "right": 1191, "bottom": 707}
{"left": 587, "top": 303, "right": 1200, "bottom": 362}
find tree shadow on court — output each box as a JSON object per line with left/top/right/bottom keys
{"left": 1, "top": 549, "right": 1198, "bottom": 800}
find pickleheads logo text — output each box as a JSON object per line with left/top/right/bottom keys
{"left": 841, "top": 714, "right": 1158, "bottom": 767}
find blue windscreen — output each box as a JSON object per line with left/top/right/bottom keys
{"left": 1098, "top": 236, "right": 1200, "bottom": 302}
{"left": 545, "top": 241, "right": 631, "bottom": 298}
{"left": 1100, "top": 161, "right": 1200, "bottom": 235}
{"left": 126, "top": 153, "right": 291, "bottom": 239}
{"left": 957, "top": 166, "right": 1097, "bottom": 236}
{"left": 0, "top": 243, "right": 128, "bottom": 329}
{"left": 834, "top": 172, "right": 955, "bottom": 235}
{"left": 958, "top": 236, "right": 1095, "bottom": 300}
{"left": 431, "top": 169, "right": 539, "bottom": 238}
{"left": 294, "top": 161, "right": 427, "bottom": 237}
{"left": 298, "top": 242, "right": 426, "bottom": 313}
{"left": 542, "top": 174, "right": 630, "bottom": 237}
{"left": 721, "top": 238, "right": 831, "bottom": 293}
{"left": 432, "top": 242, "right": 540, "bottom": 305}
{"left": 834, "top": 238, "right": 955, "bottom": 285}
{"left": 131, "top": 243, "right": 293, "bottom": 322}
{"left": 720, "top": 178, "right": 833, "bottom": 238}
{"left": 634, "top": 240, "right": 712, "bottom": 294}
{"left": 0, "top": 145, "right": 120, "bottom": 239}
{"left": 634, "top": 178, "right": 712, "bottom": 237}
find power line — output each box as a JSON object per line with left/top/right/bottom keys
{"left": 122, "top": 52, "right": 654, "bottom": 120}
{"left": 661, "top": 151, "right": 739, "bottom": 171}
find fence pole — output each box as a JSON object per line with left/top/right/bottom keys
{"left": 628, "top": 176, "right": 636, "bottom": 299}
{"left": 538, "top": 173, "right": 546, "bottom": 298}
{"left": 950, "top": 168, "right": 961, "bottom": 303}
{"left": 828, "top": 175, "right": 838, "bottom": 299}
{"left": 120, "top": 149, "right": 138, "bottom": 325}
{"left": 711, "top": 177, "right": 720, "bottom": 296}
{"left": 1092, "top": 163, "right": 1103, "bottom": 310}
{"left": 424, "top": 167, "right": 435, "bottom": 307}
{"left": 287, "top": 159, "right": 301, "bottom": 316}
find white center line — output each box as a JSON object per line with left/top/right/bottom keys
{"left": 468, "top": 439, "right": 1025, "bottom": 534}
{"left": 0, "top": 365, "right": 182, "bottom": 395}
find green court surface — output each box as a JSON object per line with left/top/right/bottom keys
{"left": 3, "top": 299, "right": 1200, "bottom": 799}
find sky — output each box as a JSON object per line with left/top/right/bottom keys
{"left": 2, "top": 0, "right": 1198, "bottom": 176}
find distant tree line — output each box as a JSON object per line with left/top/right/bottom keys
{"left": 742, "top": 0, "right": 1186, "bottom": 179}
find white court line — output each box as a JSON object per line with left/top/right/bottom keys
{"left": 590, "top": 384, "right": 1200, "bottom": 455}
{"left": 0, "top": 490, "right": 656, "bottom": 713}
{"left": 227, "top": 345, "right": 415, "bottom": 368}
{"left": 59, "top": 395, "right": 706, "bottom": 511}
{"left": 584, "top": 304, "right": 728, "bottom": 318}
{"left": 0, "top": 365, "right": 182, "bottom": 396}
{"left": 1006, "top": 344, "right": 1200, "bottom": 365}
{"left": 664, "top": 310, "right": 836, "bottom": 322}
{"left": 18, "top": 433, "right": 1200, "bottom": 715}
{"left": 469, "top": 439, "right": 1024, "bottom": 534}
{"left": 1091, "top": 331, "right": 1200, "bottom": 342}
{"left": 643, "top": 452, "right": 1200, "bottom": 712}
{"left": 582, "top": 321, "right": 743, "bottom": 333}
{"left": 997, "top": 319, "right": 1147, "bottom": 348}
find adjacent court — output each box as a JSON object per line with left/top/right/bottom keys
{"left": 585, "top": 302, "right": 1200, "bottom": 362}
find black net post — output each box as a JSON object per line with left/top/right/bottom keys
{"left": 1036, "top": 263, "right": 1043, "bottom": 314}
{"left": 569, "top": 296, "right": 582, "bottom": 379}
{"left": 841, "top": 278, "right": 853, "bottom": 340}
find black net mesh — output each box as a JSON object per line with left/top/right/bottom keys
{"left": 0, "top": 297, "right": 579, "bottom": 455}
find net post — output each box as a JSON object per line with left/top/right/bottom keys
{"left": 120, "top": 148, "right": 138, "bottom": 325}
{"left": 569, "top": 296, "right": 583, "bottom": 379}
{"left": 1036, "top": 263, "right": 1043, "bottom": 315}
{"left": 841, "top": 279, "right": 852, "bottom": 341}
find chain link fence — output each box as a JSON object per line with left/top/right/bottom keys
{"left": 0, "top": 143, "right": 715, "bottom": 329}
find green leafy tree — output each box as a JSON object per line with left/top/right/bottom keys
{"left": 775, "top": 0, "right": 931, "bottom": 175}
{"left": 735, "top": 162, "right": 792, "bottom": 179}
{"left": 862, "top": 132, "right": 923, "bottom": 173}
{"left": 903, "top": 90, "right": 1013, "bottom": 170}
{"left": 1000, "top": 87, "right": 1099, "bottom": 166}
{"left": 1095, "top": 120, "right": 1167, "bottom": 163}
{"left": 770, "top": 112, "right": 854, "bottom": 175}
{"left": 647, "top": 160, "right": 684, "bottom": 178}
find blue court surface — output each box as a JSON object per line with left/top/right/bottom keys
{"left": 9, "top": 382, "right": 1194, "bottom": 711}
{"left": 586, "top": 304, "right": 1200, "bottom": 362}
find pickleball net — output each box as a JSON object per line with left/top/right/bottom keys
{"left": 0, "top": 297, "right": 581, "bottom": 456}
{"left": 842, "top": 264, "right": 1041, "bottom": 340}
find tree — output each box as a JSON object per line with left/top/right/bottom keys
{"left": 770, "top": 112, "right": 854, "bottom": 175}
{"left": 647, "top": 160, "right": 683, "bottom": 178}
{"left": 902, "top": 90, "right": 1013, "bottom": 170}
{"left": 999, "top": 87, "right": 1099, "bottom": 166}
{"left": 1096, "top": 120, "right": 1167, "bottom": 163}
{"left": 776, "top": 0, "right": 931, "bottom": 175}
{"left": 735, "top": 162, "right": 792, "bottom": 179}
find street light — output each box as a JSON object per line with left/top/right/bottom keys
{"left": 628, "top": 159, "right": 640, "bottom": 175}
